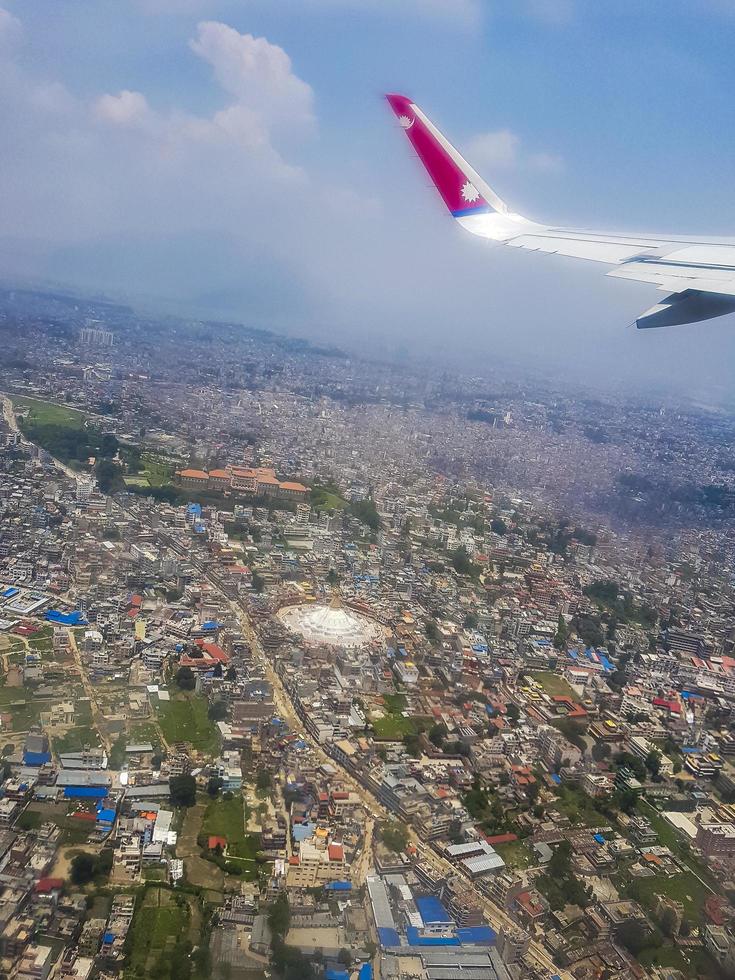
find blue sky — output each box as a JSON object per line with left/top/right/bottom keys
{"left": 2, "top": 0, "right": 735, "bottom": 398}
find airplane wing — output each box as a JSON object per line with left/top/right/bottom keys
{"left": 386, "top": 93, "right": 735, "bottom": 328}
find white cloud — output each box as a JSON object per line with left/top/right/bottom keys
{"left": 467, "top": 129, "right": 563, "bottom": 175}
{"left": 190, "top": 21, "right": 314, "bottom": 128}
{"left": 95, "top": 89, "right": 153, "bottom": 127}
{"left": 466, "top": 129, "right": 521, "bottom": 169}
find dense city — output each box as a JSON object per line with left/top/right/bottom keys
{"left": 2, "top": 287, "right": 735, "bottom": 980}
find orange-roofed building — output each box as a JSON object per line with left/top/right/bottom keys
{"left": 279, "top": 481, "right": 309, "bottom": 500}
{"left": 177, "top": 468, "right": 209, "bottom": 488}
{"left": 208, "top": 468, "right": 232, "bottom": 490}
{"left": 180, "top": 639, "right": 231, "bottom": 671}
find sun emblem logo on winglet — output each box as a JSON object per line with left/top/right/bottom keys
{"left": 398, "top": 115, "right": 414, "bottom": 129}
{"left": 461, "top": 180, "right": 480, "bottom": 203}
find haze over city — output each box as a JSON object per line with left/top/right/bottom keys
{"left": 1, "top": 1, "right": 735, "bottom": 398}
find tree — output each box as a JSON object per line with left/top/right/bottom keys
{"left": 175, "top": 665, "right": 196, "bottom": 691}
{"left": 505, "top": 703, "right": 520, "bottom": 723}
{"left": 617, "top": 920, "right": 651, "bottom": 956}
{"left": 660, "top": 906, "right": 678, "bottom": 938}
{"left": 225, "top": 666, "right": 237, "bottom": 681}
{"left": 207, "top": 700, "right": 228, "bottom": 721}
{"left": 554, "top": 613, "right": 570, "bottom": 650}
{"left": 429, "top": 723, "right": 447, "bottom": 749}
{"left": 618, "top": 788, "right": 639, "bottom": 815}
{"left": 548, "top": 840, "right": 572, "bottom": 879}
{"left": 207, "top": 776, "right": 223, "bottom": 797}
{"left": 463, "top": 612, "right": 479, "bottom": 630}
{"left": 327, "top": 568, "right": 340, "bottom": 587}
{"left": 490, "top": 518, "right": 507, "bottom": 535}
{"left": 379, "top": 821, "right": 409, "bottom": 854}
{"left": 212, "top": 662, "right": 223, "bottom": 678}
{"left": 95, "top": 457, "right": 122, "bottom": 493}
{"left": 349, "top": 497, "right": 380, "bottom": 531}
{"left": 256, "top": 768, "right": 272, "bottom": 793}
{"left": 99, "top": 432, "right": 119, "bottom": 457}
{"left": 451, "top": 546, "right": 477, "bottom": 577}
{"left": 169, "top": 774, "right": 196, "bottom": 808}
{"left": 526, "top": 780, "right": 540, "bottom": 805}
{"left": 1, "top": 743, "right": 14, "bottom": 757}
{"left": 251, "top": 571, "right": 265, "bottom": 593}
{"left": 425, "top": 620, "right": 440, "bottom": 643}
{"left": 70, "top": 852, "right": 96, "bottom": 885}
{"left": 592, "top": 741, "right": 611, "bottom": 763}
{"left": 338, "top": 948, "right": 352, "bottom": 967}
{"left": 268, "top": 892, "right": 291, "bottom": 940}
{"left": 679, "top": 917, "right": 691, "bottom": 938}
{"left": 645, "top": 749, "right": 662, "bottom": 777}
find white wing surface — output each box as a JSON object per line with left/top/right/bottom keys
{"left": 386, "top": 93, "right": 735, "bottom": 328}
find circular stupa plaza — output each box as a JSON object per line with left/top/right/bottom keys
{"left": 276, "top": 595, "right": 384, "bottom": 649}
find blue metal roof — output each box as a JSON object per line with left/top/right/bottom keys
{"left": 457, "top": 925, "right": 497, "bottom": 945}
{"left": 358, "top": 965, "right": 373, "bottom": 980}
{"left": 406, "top": 927, "right": 459, "bottom": 947}
{"left": 63, "top": 786, "right": 107, "bottom": 799}
{"left": 415, "top": 896, "right": 452, "bottom": 925}
{"left": 46, "top": 609, "right": 86, "bottom": 626}
{"left": 377, "top": 927, "right": 400, "bottom": 948}
{"left": 325, "top": 881, "right": 352, "bottom": 891}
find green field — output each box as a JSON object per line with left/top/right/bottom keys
{"left": 124, "top": 453, "right": 175, "bottom": 489}
{"left": 494, "top": 840, "right": 535, "bottom": 869}
{"left": 383, "top": 693, "right": 408, "bottom": 713}
{"left": 11, "top": 395, "right": 104, "bottom": 469}
{"left": 201, "top": 795, "right": 260, "bottom": 878}
{"left": 157, "top": 693, "right": 220, "bottom": 754}
{"left": 52, "top": 724, "right": 101, "bottom": 754}
{"left": 11, "top": 396, "right": 87, "bottom": 429}
{"left": 371, "top": 694, "right": 430, "bottom": 740}
{"left": 0, "top": 685, "right": 45, "bottom": 731}
{"left": 372, "top": 714, "right": 417, "bottom": 739}
{"left": 631, "top": 869, "right": 710, "bottom": 918}
{"left": 552, "top": 786, "right": 611, "bottom": 828}
{"left": 125, "top": 888, "right": 194, "bottom": 979}
{"left": 526, "top": 671, "right": 578, "bottom": 699}
{"left": 310, "top": 485, "right": 347, "bottom": 511}
{"left": 20, "top": 802, "right": 95, "bottom": 845}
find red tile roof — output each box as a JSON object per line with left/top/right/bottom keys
{"left": 35, "top": 877, "right": 64, "bottom": 894}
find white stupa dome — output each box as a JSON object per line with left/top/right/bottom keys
{"left": 276, "top": 594, "right": 383, "bottom": 649}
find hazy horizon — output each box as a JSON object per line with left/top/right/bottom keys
{"left": 1, "top": 1, "right": 735, "bottom": 402}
